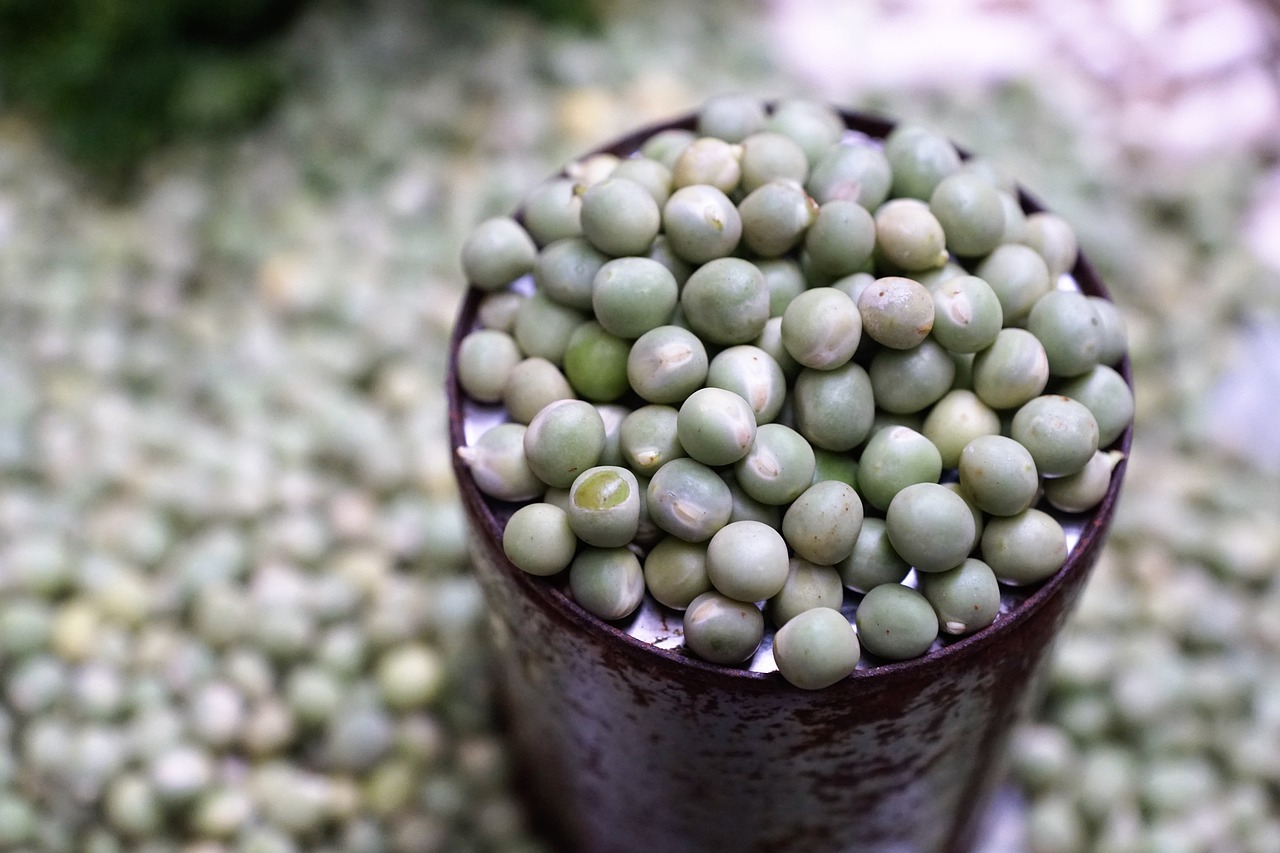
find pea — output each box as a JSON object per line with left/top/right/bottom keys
{"left": 580, "top": 178, "right": 662, "bottom": 258}
{"left": 929, "top": 171, "right": 1005, "bottom": 257}
{"left": 858, "top": 275, "right": 935, "bottom": 350}
{"left": 706, "top": 520, "right": 790, "bottom": 603}
{"left": 857, "top": 425, "right": 943, "bottom": 512}
{"left": 680, "top": 257, "right": 770, "bottom": 346}
{"left": 1010, "top": 395, "right": 1100, "bottom": 478}
{"left": 567, "top": 466, "right": 642, "bottom": 548}
{"left": 677, "top": 387, "right": 758, "bottom": 468}
{"left": 782, "top": 479, "right": 863, "bottom": 566}
{"left": 610, "top": 156, "right": 674, "bottom": 207}
{"left": 803, "top": 199, "right": 877, "bottom": 279}
{"left": 706, "top": 345, "right": 787, "bottom": 425}
{"left": 739, "top": 180, "right": 818, "bottom": 258}
{"left": 739, "top": 131, "right": 810, "bottom": 193}
{"left": 765, "top": 99, "right": 845, "bottom": 166}
{"left": 773, "top": 606, "right": 860, "bottom": 689}
{"left": 837, "top": 518, "right": 910, "bottom": 593}
{"left": 502, "top": 357, "right": 575, "bottom": 425}
{"left": 869, "top": 338, "right": 956, "bottom": 415}
{"left": 682, "top": 591, "right": 764, "bottom": 665}
{"left": 885, "top": 482, "right": 977, "bottom": 573}
{"left": 534, "top": 236, "right": 609, "bottom": 311}
{"left": 643, "top": 537, "right": 712, "bottom": 610}
{"left": 781, "top": 287, "right": 862, "bottom": 370}
{"left": 791, "top": 361, "right": 876, "bottom": 452}
{"left": 884, "top": 123, "right": 962, "bottom": 200}
{"left": 917, "top": 558, "right": 1001, "bottom": 635}
{"left": 1022, "top": 211, "right": 1079, "bottom": 280}
{"left": 569, "top": 547, "right": 645, "bottom": 621}
{"left": 921, "top": 389, "right": 1002, "bottom": 469}
{"left": 958, "top": 434, "right": 1040, "bottom": 517}
{"left": 456, "top": 423, "right": 543, "bottom": 503}
{"left": 627, "top": 325, "right": 709, "bottom": 405}
{"left": 971, "top": 328, "right": 1050, "bottom": 411}
{"left": 1055, "top": 364, "right": 1135, "bottom": 448}
{"left": 1027, "top": 290, "right": 1104, "bottom": 378}
{"left": 512, "top": 291, "right": 588, "bottom": 366}
{"left": 767, "top": 559, "right": 846, "bottom": 627}
{"left": 591, "top": 256, "right": 679, "bottom": 339}
{"left": 806, "top": 140, "right": 892, "bottom": 209}
{"left": 698, "top": 93, "right": 768, "bottom": 143}
{"left": 671, "top": 137, "right": 742, "bottom": 194}
{"left": 975, "top": 243, "right": 1052, "bottom": 325}
{"left": 564, "top": 321, "right": 631, "bottom": 403}
{"left": 522, "top": 399, "right": 606, "bottom": 489}
{"left": 854, "top": 583, "right": 939, "bottom": 661}
{"left": 456, "top": 329, "right": 522, "bottom": 404}
{"left": 874, "top": 198, "right": 949, "bottom": 273}
{"left": 662, "top": 184, "right": 743, "bottom": 264}
{"left": 460, "top": 216, "right": 537, "bottom": 291}
{"left": 618, "top": 405, "right": 685, "bottom": 477}
{"left": 646, "top": 458, "right": 733, "bottom": 543}
{"left": 520, "top": 177, "right": 583, "bottom": 246}
{"left": 733, "top": 423, "right": 816, "bottom": 506}
{"left": 981, "top": 508, "right": 1068, "bottom": 585}
{"left": 929, "top": 274, "right": 1004, "bottom": 354}
{"left": 757, "top": 258, "right": 808, "bottom": 317}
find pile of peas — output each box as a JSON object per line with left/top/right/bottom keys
{"left": 455, "top": 95, "right": 1133, "bottom": 691}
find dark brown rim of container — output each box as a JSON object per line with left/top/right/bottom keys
{"left": 446, "top": 106, "right": 1134, "bottom": 696}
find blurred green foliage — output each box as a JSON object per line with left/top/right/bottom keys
{"left": 0, "top": 0, "right": 310, "bottom": 189}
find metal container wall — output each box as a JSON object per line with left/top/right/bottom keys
{"left": 448, "top": 109, "right": 1132, "bottom": 853}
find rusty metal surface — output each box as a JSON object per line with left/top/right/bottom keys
{"left": 446, "top": 109, "right": 1133, "bottom": 853}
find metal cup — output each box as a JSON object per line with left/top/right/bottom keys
{"left": 448, "top": 108, "right": 1132, "bottom": 853}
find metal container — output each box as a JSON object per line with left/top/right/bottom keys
{"left": 448, "top": 109, "right": 1132, "bottom": 853}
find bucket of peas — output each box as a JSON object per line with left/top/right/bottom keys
{"left": 448, "top": 95, "right": 1133, "bottom": 853}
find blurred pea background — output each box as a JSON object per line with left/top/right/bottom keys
{"left": 1, "top": 0, "right": 1279, "bottom": 850}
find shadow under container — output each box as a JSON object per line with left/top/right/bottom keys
{"left": 448, "top": 109, "right": 1134, "bottom": 853}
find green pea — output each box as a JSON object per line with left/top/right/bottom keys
{"left": 803, "top": 199, "right": 877, "bottom": 279}
{"left": 812, "top": 448, "right": 859, "bottom": 490}
{"left": 884, "top": 123, "right": 962, "bottom": 200}
{"left": 739, "top": 131, "right": 810, "bottom": 193}
{"left": 677, "top": 386, "right": 758, "bottom": 467}
{"left": 857, "top": 425, "right": 943, "bottom": 512}
{"left": 929, "top": 274, "right": 1004, "bottom": 354}
{"left": 734, "top": 423, "right": 816, "bottom": 506}
{"left": 806, "top": 140, "right": 892, "bottom": 209}
{"left": 975, "top": 243, "right": 1052, "bottom": 325}
{"left": 682, "top": 591, "right": 764, "bottom": 665}
{"left": 502, "top": 357, "right": 575, "bottom": 425}
{"left": 1010, "top": 394, "right": 1100, "bottom": 477}
{"left": 580, "top": 177, "right": 662, "bottom": 257}
{"left": 505, "top": 500, "right": 574, "bottom": 574}
{"left": 1027, "top": 289, "right": 1104, "bottom": 377}
{"left": 706, "top": 345, "right": 787, "bottom": 424}
{"left": 981, "top": 508, "right": 1068, "bottom": 585}
{"left": 523, "top": 399, "right": 606, "bottom": 488}
{"left": 662, "top": 184, "right": 743, "bottom": 264}
{"left": 680, "top": 257, "right": 770, "bottom": 346}
{"left": 461, "top": 216, "right": 538, "bottom": 291}
{"left": 782, "top": 479, "right": 863, "bottom": 566}
{"left": 921, "top": 389, "right": 1001, "bottom": 468}
{"left": 569, "top": 547, "right": 645, "bottom": 621}
{"left": 1021, "top": 211, "right": 1079, "bottom": 280}
{"left": 764, "top": 99, "right": 845, "bottom": 166}
{"left": 858, "top": 275, "right": 934, "bottom": 350}
{"left": 791, "top": 361, "right": 875, "bottom": 451}
{"left": 697, "top": 93, "right": 768, "bottom": 143}
{"left": 672, "top": 137, "right": 742, "bottom": 193}
{"left": 533, "top": 236, "right": 609, "bottom": 310}
{"left": 646, "top": 458, "right": 733, "bottom": 542}
{"left": 756, "top": 258, "right": 808, "bottom": 317}
{"left": 1043, "top": 450, "right": 1123, "bottom": 513}
{"left": 456, "top": 329, "right": 522, "bottom": 404}
{"left": 619, "top": 405, "right": 685, "bottom": 477}
{"left": 958, "top": 434, "right": 1040, "bottom": 516}
{"left": 738, "top": 180, "right": 818, "bottom": 258}
{"left": 641, "top": 128, "right": 696, "bottom": 170}
{"left": 773, "top": 606, "right": 860, "bottom": 690}
{"left": 520, "top": 177, "right": 583, "bottom": 246}
{"left": 567, "top": 466, "right": 641, "bottom": 548}
{"left": 917, "top": 557, "right": 1001, "bottom": 635}
{"left": 512, "top": 291, "right": 587, "bottom": 366}
{"left": 592, "top": 256, "right": 679, "bottom": 339}
{"left": 563, "top": 320, "right": 631, "bottom": 403}
{"left": 971, "top": 328, "right": 1050, "bottom": 411}
{"left": 767, "top": 560, "right": 846, "bottom": 627}
{"left": 627, "top": 325, "right": 709, "bottom": 405}
{"left": 1055, "top": 364, "right": 1134, "bottom": 447}
{"left": 706, "top": 520, "right": 790, "bottom": 603}
{"left": 929, "top": 171, "right": 1005, "bottom": 258}
{"left": 647, "top": 235, "right": 694, "bottom": 287}
{"left": 643, "top": 536, "right": 712, "bottom": 610}
{"left": 476, "top": 290, "right": 526, "bottom": 332}
{"left": 885, "top": 482, "right": 977, "bottom": 573}
{"left": 610, "top": 156, "right": 673, "bottom": 207}
{"left": 754, "top": 316, "right": 803, "bottom": 382}
{"left": 1089, "top": 296, "right": 1129, "bottom": 367}
{"left": 782, "top": 287, "right": 862, "bottom": 370}
{"left": 457, "top": 423, "right": 543, "bottom": 502}
{"left": 874, "top": 198, "right": 949, "bottom": 273}
{"left": 855, "top": 583, "right": 939, "bottom": 660}
{"left": 869, "top": 338, "right": 956, "bottom": 415}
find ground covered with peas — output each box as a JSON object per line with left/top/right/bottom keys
{"left": 2, "top": 0, "right": 1279, "bottom": 850}
{"left": 456, "top": 94, "right": 1133, "bottom": 686}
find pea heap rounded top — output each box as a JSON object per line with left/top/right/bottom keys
{"left": 450, "top": 95, "right": 1133, "bottom": 691}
